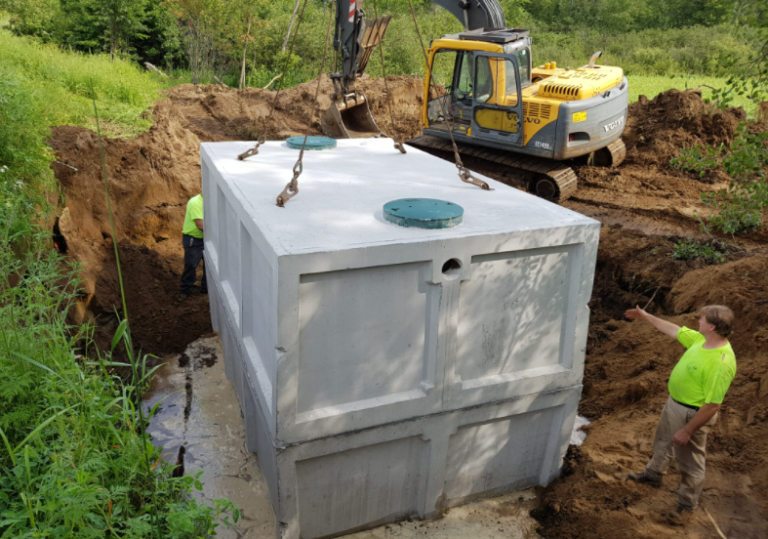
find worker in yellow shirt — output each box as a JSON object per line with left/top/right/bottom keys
{"left": 624, "top": 304, "right": 736, "bottom": 526}
{"left": 179, "top": 194, "right": 206, "bottom": 301}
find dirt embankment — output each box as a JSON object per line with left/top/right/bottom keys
{"left": 50, "top": 79, "right": 768, "bottom": 537}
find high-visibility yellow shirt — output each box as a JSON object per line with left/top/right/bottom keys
{"left": 182, "top": 194, "right": 204, "bottom": 239}
{"left": 668, "top": 326, "right": 736, "bottom": 408}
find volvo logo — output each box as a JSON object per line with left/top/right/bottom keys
{"left": 603, "top": 116, "right": 625, "bottom": 132}
{"left": 525, "top": 117, "right": 541, "bottom": 124}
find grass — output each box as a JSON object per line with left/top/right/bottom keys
{"left": 0, "top": 30, "right": 238, "bottom": 538}
{"left": 627, "top": 74, "right": 760, "bottom": 116}
{"left": 0, "top": 29, "right": 181, "bottom": 137}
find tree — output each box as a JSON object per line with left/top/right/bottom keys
{"left": 168, "top": 0, "right": 230, "bottom": 83}
{"left": 96, "top": 0, "right": 148, "bottom": 59}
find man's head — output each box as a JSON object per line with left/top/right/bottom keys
{"left": 698, "top": 305, "right": 734, "bottom": 338}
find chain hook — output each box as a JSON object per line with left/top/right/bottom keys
{"left": 394, "top": 141, "right": 406, "bottom": 154}
{"left": 237, "top": 134, "right": 267, "bottom": 161}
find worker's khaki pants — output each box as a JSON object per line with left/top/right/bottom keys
{"left": 645, "top": 395, "right": 717, "bottom": 509}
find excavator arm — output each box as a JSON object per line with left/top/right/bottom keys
{"left": 322, "top": 0, "right": 507, "bottom": 138}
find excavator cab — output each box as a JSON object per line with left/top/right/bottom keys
{"left": 425, "top": 39, "right": 527, "bottom": 148}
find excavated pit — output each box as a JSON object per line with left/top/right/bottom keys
{"left": 49, "top": 79, "right": 768, "bottom": 539}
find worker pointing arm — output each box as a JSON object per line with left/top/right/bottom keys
{"left": 623, "top": 304, "right": 736, "bottom": 525}
{"left": 625, "top": 305, "right": 680, "bottom": 338}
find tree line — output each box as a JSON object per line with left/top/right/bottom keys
{"left": 1, "top": 0, "right": 765, "bottom": 87}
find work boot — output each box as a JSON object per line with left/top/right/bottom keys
{"left": 626, "top": 470, "right": 662, "bottom": 487}
{"left": 176, "top": 292, "right": 191, "bottom": 303}
{"left": 667, "top": 506, "right": 693, "bottom": 526}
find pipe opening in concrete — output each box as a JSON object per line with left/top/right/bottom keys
{"left": 442, "top": 258, "right": 462, "bottom": 279}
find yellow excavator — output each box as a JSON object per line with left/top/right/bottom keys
{"left": 321, "top": 0, "right": 628, "bottom": 202}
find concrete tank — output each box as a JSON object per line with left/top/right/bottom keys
{"left": 201, "top": 139, "right": 599, "bottom": 539}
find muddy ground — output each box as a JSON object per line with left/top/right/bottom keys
{"left": 49, "top": 76, "right": 768, "bottom": 538}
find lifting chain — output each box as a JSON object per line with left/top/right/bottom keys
{"left": 277, "top": 159, "right": 302, "bottom": 207}
{"left": 372, "top": 0, "right": 406, "bottom": 154}
{"left": 239, "top": 0, "right": 310, "bottom": 160}
{"left": 405, "top": 0, "right": 489, "bottom": 191}
{"left": 276, "top": 0, "right": 336, "bottom": 207}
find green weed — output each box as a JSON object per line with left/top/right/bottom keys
{"left": 671, "top": 240, "right": 727, "bottom": 264}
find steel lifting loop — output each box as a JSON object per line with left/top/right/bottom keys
{"left": 277, "top": 161, "right": 303, "bottom": 207}
{"left": 459, "top": 166, "right": 490, "bottom": 190}
{"left": 276, "top": 182, "right": 299, "bottom": 207}
{"left": 237, "top": 134, "right": 267, "bottom": 161}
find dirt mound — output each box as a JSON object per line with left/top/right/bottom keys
{"left": 164, "top": 74, "right": 425, "bottom": 142}
{"left": 623, "top": 89, "right": 745, "bottom": 167}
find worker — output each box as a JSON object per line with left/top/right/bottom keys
{"left": 178, "top": 193, "right": 206, "bottom": 301}
{"left": 624, "top": 304, "right": 736, "bottom": 526}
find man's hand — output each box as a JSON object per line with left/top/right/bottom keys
{"left": 625, "top": 304, "right": 681, "bottom": 338}
{"left": 625, "top": 305, "right": 648, "bottom": 321}
{"left": 673, "top": 427, "right": 692, "bottom": 446}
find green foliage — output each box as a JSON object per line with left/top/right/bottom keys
{"left": 671, "top": 239, "right": 727, "bottom": 264}
{"left": 0, "top": 29, "right": 177, "bottom": 137}
{"left": 3, "top": 0, "right": 183, "bottom": 66}
{"left": 4, "top": 0, "right": 768, "bottom": 87}
{"left": 526, "top": 0, "right": 733, "bottom": 32}
{"left": 672, "top": 124, "right": 768, "bottom": 234}
{"left": 0, "top": 50, "right": 238, "bottom": 539}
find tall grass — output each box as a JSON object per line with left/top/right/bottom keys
{"left": 0, "top": 49, "right": 238, "bottom": 539}
{"left": 0, "top": 30, "right": 179, "bottom": 137}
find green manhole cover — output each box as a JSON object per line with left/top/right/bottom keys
{"left": 383, "top": 198, "right": 464, "bottom": 229}
{"left": 286, "top": 136, "right": 337, "bottom": 150}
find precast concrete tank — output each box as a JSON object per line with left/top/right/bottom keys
{"left": 201, "top": 138, "right": 599, "bottom": 539}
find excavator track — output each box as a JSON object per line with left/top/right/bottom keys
{"left": 408, "top": 135, "right": 626, "bottom": 203}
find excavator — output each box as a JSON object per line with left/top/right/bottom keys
{"left": 321, "top": 0, "right": 628, "bottom": 202}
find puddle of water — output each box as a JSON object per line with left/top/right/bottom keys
{"left": 144, "top": 335, "right": 275, "bottom": 538}
{"left": 145, "top": 334, "right": 542, "bottom": 539}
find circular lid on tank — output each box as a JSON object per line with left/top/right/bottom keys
{"left": 383, "top": 198, "right": 464, "bottom": 229}
{"left": 285, "top": 136, "right": 337, "bottom": 150}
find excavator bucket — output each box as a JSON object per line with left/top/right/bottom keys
{"left": 321, "top": 15, "right": 392, "bottom": 139}
{"left": 321, "top": 92, "right": 381, "bottom": 138}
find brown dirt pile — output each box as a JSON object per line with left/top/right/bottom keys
{"left": 164, "top": 74, "right": 426, "bottom": 142}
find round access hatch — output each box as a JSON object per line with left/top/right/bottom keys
{"left": 285, "top": 136, "right": 337, "bottom": 150}
{"left": 383, "top": 198, "right": 464, "bottom": 229}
